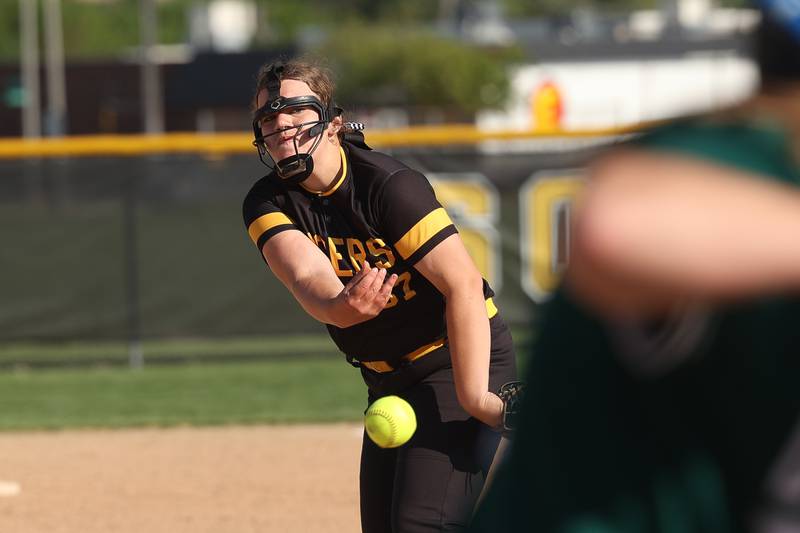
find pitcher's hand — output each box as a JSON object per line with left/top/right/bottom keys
{"left": 337, "top": 260, "right": 398, "bottom": 326}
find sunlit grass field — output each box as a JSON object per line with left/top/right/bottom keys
{"left": 0, "top": 357, "right": 365, "bottom": 431}
{"left": 0, "top": 332, "right": 532, "bottom": 431}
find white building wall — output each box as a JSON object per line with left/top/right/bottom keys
{"left": 478, "top": 54, "right": 759, "bottom": 132}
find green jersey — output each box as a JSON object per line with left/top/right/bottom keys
{"left": 472, "top": 119, "right": 800, "bottom": 533}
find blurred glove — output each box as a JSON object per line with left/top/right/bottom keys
{"left": 497, "top": 381, "right": 526, "bottom": 435}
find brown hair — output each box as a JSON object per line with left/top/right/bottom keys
{"left": 252, "top": 57, "right": 336, "bottom": 112}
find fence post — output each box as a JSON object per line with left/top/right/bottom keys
{"left": 123, "top": 174, "right": 144, "bottom": 369}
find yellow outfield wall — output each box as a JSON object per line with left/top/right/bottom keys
{"left": 0, "top": 123, "right": 653, "bottom": 159}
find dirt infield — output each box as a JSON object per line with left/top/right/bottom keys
{"left": 0, "top": 424, "right": 363, "bottom": 533}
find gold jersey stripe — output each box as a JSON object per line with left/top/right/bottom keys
{"left": 247, "top": 212, "right": 294, "bottom": 245}
{"left": 359, "top": 361, "right": 394, "bottom": 374}
{"left": 360, "top": 338, "right": 444, "bottom": 373}
{"left": 394, "top": 207, "right": 453, "bottom": 260}
{"left": 406, "top": 338, "right": 446, "bottom": 362}
{"left": 360, "top": 298, "right": 498, "bottom": 373}
{"left": 320, "top": 147, "right": 348, "bottom": 196}
{"left": 300, "top": 147, "right": 348, "bottom": 196}
{"left": 360, "top": 361, "right": 393, "bottom": 373}
{"left": 486, "top": 297, "right": 498, "bottom": 319}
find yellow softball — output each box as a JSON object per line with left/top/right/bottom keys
{"left": 364, "top": 395, "right": 417, "bottom": 448}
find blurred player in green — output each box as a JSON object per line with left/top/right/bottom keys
{"left": 471, "top": 1, "right": 800, "bottom": 531}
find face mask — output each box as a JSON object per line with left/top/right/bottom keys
{"left": 251, "top": 63, "right": 341, "bottom": 185}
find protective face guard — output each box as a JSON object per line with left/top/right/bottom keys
{"left": 251, "top": 64, "right": 339, "bottom": 185}
{"left": 252, "top": 96, "right": 330, "bottom": 183}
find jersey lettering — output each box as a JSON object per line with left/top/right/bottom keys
{"left": 366, "top": 238, "right": 396, "bottom": 269}
{"left": 308, "top": 233, "right": 398, "bottom": 274}
{"left": 385, "top": 293, "right": 399, "bottom": 308}
{"left": 307, "top": 232, "right": 418, "bottom": 308}
{"left": 396, "top": 271, "right": 417, "bottom": 301}
{"left": 383, "top": 271, "right": 417, "bottom": 309}
{"left": 346, "top": 238, "right": 367, "bottom": 270}
{"left": 307, "top": 232, "right": 326, "bottom": 249}
{"left": 327, "top": 237, "right": 353, "bottom": 277}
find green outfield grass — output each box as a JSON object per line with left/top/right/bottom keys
{"left": 0, "top": 330, "right": 533, "bottom": 367}
{"left": 0, "top": 334, "right": 340, "bottom": 367}
{"left": 0, "top": 357, "right": 365, "bottom": 431}
{"left": 0, "top": 331, "right": 533, "bottom": 432}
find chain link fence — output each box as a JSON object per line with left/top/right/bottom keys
{"left": 0, "top": 134, "right": 612, "bottom": 366}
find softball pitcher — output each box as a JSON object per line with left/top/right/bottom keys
{"left": 242, "top": 58, "right": 519, "bottom": 532}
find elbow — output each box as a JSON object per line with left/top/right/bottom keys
{"left": 442, "top": 269, "right": 484, "bottom": 301}
{"left": 456, "top": 393, "right": 480, "bottom": 419}
{"left": 454, "top": 384, "right": 485, "bottom": 418}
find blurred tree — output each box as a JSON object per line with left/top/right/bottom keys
{"left": 0, "top": 2, "right": 20, "bottom": 61}
{"left": 252, "top": 0, "right": 439, "bottom": 43}
{"left": 502, "top": 0, "right": 652, "bottom": 17}
{"left": 0, "top": 0, "right": 189, "bottom": 62}
{"left": 61, "top": 1, "right": 140, "bottom": 58}
{"left": 322, "top": 24, "right": 522, "bottom": 120}
{"left": 0, "top": 0, "right": 756, "bottom": 62}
